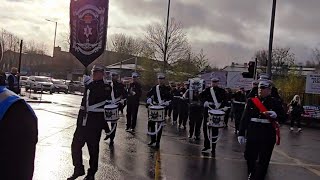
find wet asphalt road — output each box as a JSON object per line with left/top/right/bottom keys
{"left": 25, "top": 92, "right": 320, "bottom": 180}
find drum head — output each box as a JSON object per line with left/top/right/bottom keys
{"left": 149, "top": 105, "right": 164, "bottom": 110}
{"left": 104, "top": 104, "right": 118, "bottom": 109}
{"left": 209, "top": 109, "right": 225, "bottom": 115}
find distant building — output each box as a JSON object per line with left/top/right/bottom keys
{"left": 0, "top": 50, "right": 52, "bottom": 75}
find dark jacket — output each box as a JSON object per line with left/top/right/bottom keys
{"left": 289, "top": 101, "right": 304, "bottom": 117}
{"left": 199, "top": 86, "right": 227, "bottom": 109}
{"left": 78, "top": 80, "right": 112, "bottom": 129}
{"left": 127, "top": 81, "right": 142, "bottom": 102}
{"left": 239, "top": 95, "right": 285, "bottom": 139}
{"left": 0, "top": 100, "right": 38, "bottom": 180}
{"left": 147, "top": 84, "right": 172, "bottom": 104}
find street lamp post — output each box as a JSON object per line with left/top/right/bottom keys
{"left": 163, "top": 0, "right": 171, "bottom": 73}
{"left": 46, "top": 19, "right": 58, "bottom": 57}
{"left": 267, "top": 0, "right": 277, "bottom": 79}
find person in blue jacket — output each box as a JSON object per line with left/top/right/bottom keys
{"left": 0, "top": 71, "right": 38, "bottom": 180}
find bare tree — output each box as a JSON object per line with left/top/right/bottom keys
{"left": 109, "top": 33, "right": 143, "bottom": 56}
{"left": 253, "top": 47, "right": 295, "bottom": 67}
{"left": 272, "top": 47, "right": 295, "bottom": 67}
{"left": 145, "top": 18, "right": 189, "bottom": 64}
{"left": 311, "top": 48, "right": 320, "bottom": 64}
{"left": 24, "top": 40, "right": 48, "bottom": 55}
{"left": 253, "top": 50, "right": 268, "bottom": 66}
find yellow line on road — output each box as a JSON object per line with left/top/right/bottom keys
{"left": 155, "top": 150, "right": 162, "bottom": 180}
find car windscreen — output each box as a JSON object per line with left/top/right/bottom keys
{"left": 35, "top": 77, "right": 50, "bottom": 82}
{"left": 52, "top": 80, "right": 64, "bottom": 84}
{"left": 20, "top": 77, "right": 28, "bottom": 80}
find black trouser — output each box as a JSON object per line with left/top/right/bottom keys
{"left": 224, "top": 108, "right": 231, "bottom": 126}
{"left": 126, "top": 100, "right": 139, "bottom": 129}
{"left": 245, "top": 123, "right": 276, "bottom": 180}
{"left": 172, "top": 98, "right": 180, "bottom": 122}
{"left": 179, "top": 100, "right": 189, "bottom": 126}
{"left": 290, "top": 115, "right": 301, "bottom": 128}
{"left": 189, "top": 105, "right": 203, "bottom": 137}
{"left": 105, "top": 122, "right": 117, "bottom": 141}
{"left": 148, "top": 121, "right": 163, "bottom": 144}
{"left": 234, "top": 106, "right": 245, "bottom": 131}
{"left": 118, "top": 101, "right": 126, "bottom": 114}
{"left": 71, "top": 126, "right": 102, "bottom": 175}
{"left": 165, "top": 104, "right": 172, "bottom": 117}
{"left": 203, "top": 108, "right": 219, "bottom": 149}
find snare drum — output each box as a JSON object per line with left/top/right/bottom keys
{"left": 104, "top": 104, "right": 119, "bottom": 121}
{"left": 208, "top": 109, "right": 225, "bottom": 128}
{"left": 148, "top": 105, "right": 165, "bottom": 122}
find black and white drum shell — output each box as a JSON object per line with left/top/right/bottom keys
{"left": 104, "top": 104, "right": 119, "bottom": 121}
{"left": 208, "top": 109, "right": 225, "bottom": 128}
{"left": 148, "top": 105, "right": 165, "bottom": 122}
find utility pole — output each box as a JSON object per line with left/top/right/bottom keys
{"left": 267, "top": 0, "right": 277, "bottom": 79}
{"left": 46, "top": 19, "right": 58, "bottom": 57}
{"left": 163, "top": 0, "right": 171, "bottom": 73}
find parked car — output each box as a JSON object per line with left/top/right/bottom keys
{"left": 25, "top": 76, "right": 54, "bottom": 94}
{"left": 67, "top": 81, "right": 85, "bottom": 94}
{"left": 19, "top": 76, "right": 29, "bottom": 87}
{"left": 51, "top": 79, "right": 68, "bottom": 94}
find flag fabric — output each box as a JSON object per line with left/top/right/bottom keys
{"left": 70, "top": 0, "right": 109, "bottom": 67}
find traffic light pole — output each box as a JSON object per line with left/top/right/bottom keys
{"left": 267, "top": 0, "right": 277, "bottom": 79}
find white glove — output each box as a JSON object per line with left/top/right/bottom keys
{"left": 222, "top": 107, "right": 229, "bottom": 111}
{"left": 163, "top": 101, "right": 170, "bottom": 106}
{"left": 120, "top": 99, "right": 125, "bottom": 105}
{"left": 131, "top": 91, "right": 136, "bottom": 96}
{"left": 204, "top": 101, "right": 210, "bottom": 108}
{"left": 238, "top": 136, "right": 246, "bottom": 145}
{"left": 83, "top": 75, "right": 92, "bottom": 85}
{"left": 147, "top": 98, "right": 152, "bottom": 104}
{"left": 265, "top": 111, "right": 277, "bottom": 119}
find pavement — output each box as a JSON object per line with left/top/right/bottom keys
{"left": 17, "top": 92, "right": 320, "bottom": 180}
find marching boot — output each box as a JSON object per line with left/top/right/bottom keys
{"left": 67, "top": 166, "right": 85, "bottom": 180}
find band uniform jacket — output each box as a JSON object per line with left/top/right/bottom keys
{"left": 199, "top": 86, "right": 227, "bottom": 109}
{"left": 127, "top": 81, "right": 142, "bottom": 102}
{"left": 147, "top": 85, "right": 172, "bottom": 104}
{"left": 239, "top": 95, "right": 285, "bottom": 141}
{"left": 78, "top": 80, "right": 112, "bottom": 129}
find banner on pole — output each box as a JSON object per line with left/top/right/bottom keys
{"left": 70, "top": 0, "right": 109, "bottom": 67}
{"left": 305, "top": 74, "right": 320, "bottom": 94}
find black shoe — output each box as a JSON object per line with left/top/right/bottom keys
{"left": 83, "top": 174, "right": 95, "bottom": 180}
{"left": 125, "top": 128, "right": 130, "bottom": 132}
{"left": 201, "top": 147, "right": 211, "bottom": 153}
{"left": 67, "top": 169, "right": 85, "bottom": 180}
{"left": 104, "top": 135, "right": 110, "bottom": 140}
{"left": 130, "top": 128, "right": 135, "bottom": 132}
{"left": 188, "top": 135, "right": 193, "bottom": 139}
{"left": 148, "top": 141, "right": 156, "bottom": 146}
{"left": 109, "top": 140, "right": 114, "bottom": 146}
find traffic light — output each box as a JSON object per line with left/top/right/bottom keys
{"left": 242, "top": 61, "right": 255, "bottom": 78}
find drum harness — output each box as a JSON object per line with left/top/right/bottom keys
{"left": 81, "top": 82, "right": 123, "bottom": 136}
{"left": 147, "top": 85, "right": 170, "bottom": 136}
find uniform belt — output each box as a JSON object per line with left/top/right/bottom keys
{"left": 250, "top": 118, "right": 270, "bottom": 124}
{"left": 233, "top": 101, "right": 246, "bottom": 105}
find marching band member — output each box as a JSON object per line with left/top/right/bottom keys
{"left": 199, "top": 78, "right": 228, "bottom": 154}
{"left": 146, "top": 73, "right": 171, "bottom": 149}
{"left": 170, "top": 82, "right": 181, "bottom": 125}
{"left": 68, "top": 65, "right": 112, "bottom": 180}
{"left": 238, "top": 80, "right": 285, "bottom": 180}
{"left": 178, "top": 81, "right": 189, "bottom": 129}
{"left": 104, "top": 71, "right": 127, "bottom": 145}
{"left": 233, "top": 87, "right": 247, "bottom": 134}
{"left": 126, "top": 72, "right": 142, "bottom": 132}
{"left": 183, "top": 77, "right": 204, "bottom": 140}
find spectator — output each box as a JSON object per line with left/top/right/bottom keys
{"left": 288, "top": 95, "right": 304, "bottom": 132}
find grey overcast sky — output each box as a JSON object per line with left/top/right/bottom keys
{"left": 1, "top": 0, "right": 319, "bottom": 67}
